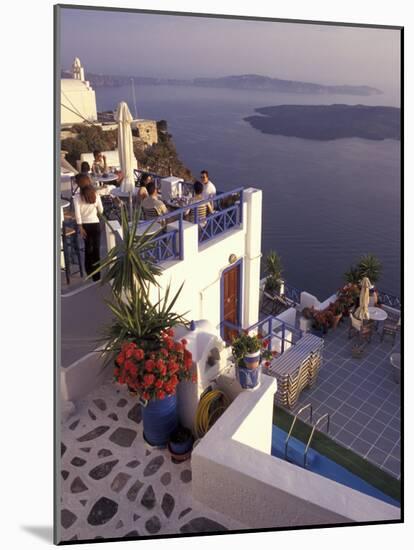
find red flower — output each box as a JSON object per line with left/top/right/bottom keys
{"left": 264, "top": 361, "right": 271, "bottom": 368}
{"left": 160, "top": 348, "right": 168, "bottom": 357}
{"left": 168, "top": 361, "right": 179, "bottom": 374}
{"left": 263, "top": 339, "right": 270, "bottom": 349}
{"left": 142, "top": 391, "right": 150, "bottom": 400}
{"left": 143, "top": 374, "right": 155, "bottom": 387}
{"left": 155, "top": 379, "right": 163, "bottom": 389}
{"left": 175, "top": 342, "right": 184, "bottom": 352}
{"left": 114, "top": 367, "right": 120, "bottom": 377}
{"left": 145, "top": 359, "right": 155, "bottom": 372}
{"left": 181, "top": 338, "right": 188, "bottom": 346}
{"left": 185, "top": 358, "right": 193, "bottom": 369}
{"left": 134, "top": 348, "right": 144, "bottom": 361}
{"left": 156, "top": 390, "right": 166, "bottom": 400}
{"left": 124, "top": 359, "right": 135, "bottom": 372}
{"left": 167, "top": 328, "right": 174, "bottom": 337}
{"left": 156, "top": 359, "right": 165, "bottom": 370}
{"left": 159, "top": 365, "right": 167, "bottom": 376}
{"left": 116, "top": 352, "right": 125, "bottom": 366}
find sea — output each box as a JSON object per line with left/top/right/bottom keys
{"left": 95, "top": 84, "right": 401, "bottom": 300}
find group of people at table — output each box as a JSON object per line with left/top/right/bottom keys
{"left": 70, "top": 149, "right": 217, "bottom": 282}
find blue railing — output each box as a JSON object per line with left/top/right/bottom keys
{"left": 140, "top": 227, "right": 181, "bottom": 264}
{"left": 283, "top": 282, "right": 302, "bottom": 305}
{"left": 377, "top": 290, "right": 401, "bottom": 310}
{"left": 139, "top": 188, "right": 244, "bottom": 262}
{"left": 279, "top": 280, "right": 401, "bottom": 312}
{"left": 222, "top": 315, "right": 303, "bottom": 354}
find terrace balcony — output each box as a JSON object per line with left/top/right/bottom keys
{"left": 257, "top": 282, "right": 402, "bottom": 480}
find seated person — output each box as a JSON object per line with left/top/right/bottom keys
{"left": 92, "top": 150, "right": 107, "bottom": 175}
{"left": 141, "top": 180, "right": 168, "bottom": 220}
{"left": 200, "top": 169, "right": 216, "bottom": 200}
{"left": 186, "top": 180, "right": 214, "bottom": 225}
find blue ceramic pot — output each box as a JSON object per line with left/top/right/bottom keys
{"left": 237, "top": 364, "right": 260, "bottom": 389}
{"left": 142, "top": 394, "right": 178, "bottom": 447}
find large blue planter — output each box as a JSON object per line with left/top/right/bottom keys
{"left": 237, "top": 364, "right": 261, "bottom": 389}
{"left": 142, "top": 394, "right": 178, "bottom": 447}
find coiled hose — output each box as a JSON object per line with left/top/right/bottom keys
{"left": 194, "top": 389, "right": 231, "bottom": 439}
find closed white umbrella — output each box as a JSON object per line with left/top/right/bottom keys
{"left": 355, "top": 277, "right": 371, "bottom": 320}
{"left": 115, "top": 101, "right": 135, "bottom": 194}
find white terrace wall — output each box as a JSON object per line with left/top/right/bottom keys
{"left": 192, "top": 375, "right": 400, "bottom": 528}
{"left": 105, "top": 188, "right": 262, "bottom": 337}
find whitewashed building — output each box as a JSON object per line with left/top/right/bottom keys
{"left": 61, "top": 57, "right": 97, "bottom": 125}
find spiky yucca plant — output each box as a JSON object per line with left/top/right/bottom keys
{"left": 357, "top": 254, "right": 382, "bottom": 284}
{"left": 89, "top": 203, "right": 162, "bottom": 299}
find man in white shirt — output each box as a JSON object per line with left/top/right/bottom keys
{"left": 200, "top": 170, "right": 216, "bottom": 200}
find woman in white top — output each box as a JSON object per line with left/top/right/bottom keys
{"left": 73, "top": 175, "right": 104, "bottom": 281}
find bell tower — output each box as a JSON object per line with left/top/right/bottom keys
{"left": 72, "top": 57, "right": 85, "bottom": 81}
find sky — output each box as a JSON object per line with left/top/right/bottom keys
{"left": 59, "top": 7, "right": 401, "bottom": 94}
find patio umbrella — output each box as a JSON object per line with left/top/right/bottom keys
{"left": 355, "top": 276, "right": 371, "bottom": 320}
{"left": 115, "top": 101, "right": 135, "bottom": 216}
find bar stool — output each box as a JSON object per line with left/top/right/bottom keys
{"left": 61, "top": 221, "right": 83, "bottom": 284}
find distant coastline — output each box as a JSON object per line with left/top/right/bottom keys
{"left": 244, "top": 104, "right": 400, "bottom": 141}
{"left": 61, "top": 71, "right": 382, "bottom": 97}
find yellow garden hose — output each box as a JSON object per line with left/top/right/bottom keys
{"left": 194, "top": 389, "right": 231, "bottom": 439}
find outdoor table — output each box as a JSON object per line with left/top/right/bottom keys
{"left": 368, "top": 306, "right": 388, "bottom": 321}
{"left": 94, "top": 173, "right": 118, "bottom": 186}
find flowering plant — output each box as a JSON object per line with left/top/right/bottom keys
{"left": 231, "top": 332, "right": 277, "bottom": 369}
{"left": 114, "top": 329, "right": 196, "bottom": 401}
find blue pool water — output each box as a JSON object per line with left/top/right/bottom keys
{"left": 271, "top": 426, "right": 399, "bottom": 508}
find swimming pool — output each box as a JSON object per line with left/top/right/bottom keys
{"left": 271, "top": 426, "right": 400, "bottom": 508}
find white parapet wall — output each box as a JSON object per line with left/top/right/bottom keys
{"left": 191, "top": 375, "right": 400, "bottom": 528}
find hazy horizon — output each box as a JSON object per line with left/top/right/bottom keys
{"left": 60, "top": 8, "right": 400, "bottom": 96}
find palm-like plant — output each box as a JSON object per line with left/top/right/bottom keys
{"left": 100, "top": 283, "right": 189, "bottom": 364}
{"left": 264, "top": 251, "right": 283, "bottom": 294}
{"left": 357, "top": 254, "right": 382, "bottom": 284}
{"left": 89, "top": 204, "right": 163, "bottom": 299}
{"left": 344, "top": 265, "right": 361, "bottom": 284}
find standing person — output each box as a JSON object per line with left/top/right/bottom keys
{"left": 73, "top": 175, "right": 104, "bottom": 281}
{"left": 92, "top": 150, "right": 107, "bottom": 175}
{"left": 136, "top": 172, "right": 151, "bottom": 205}
{"left": 200, "top": 170, "right": 216, "bottom": 200}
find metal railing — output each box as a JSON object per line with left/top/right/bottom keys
{"left": 130, "top": 187, "right": 244, "bottom": 264}
{"left": 284, "top": 403, "right": 313, "bottom": 459}
{"left": 303, "top": 413, "right": 330, "bottom": 468}
{"left": 221, "top": 314, "right": 303, "bottom": 353}
{"left": 279, "top": 280, "right": 401, "bottom": 312}
{"left": 283, "top": 282, "right": 302, "bottom": 305}
{"left": 377, "top": 290, "right": 401, "bottom": 310}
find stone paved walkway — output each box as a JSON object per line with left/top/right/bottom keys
{"left": 60, "top": 381, "right": 246, "bottom": 543}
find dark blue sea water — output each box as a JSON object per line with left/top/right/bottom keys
{"left": 96, "top": 84, "right": 401, "bottom": 299}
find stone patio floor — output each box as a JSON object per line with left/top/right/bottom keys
{"left": 60, "top": 380, "right": 246, "bottom": 543}
{"left": 286, "top": 318, "right": 401, "bottom": 480}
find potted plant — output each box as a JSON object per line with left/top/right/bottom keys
{"left": 264, "top": 250, "right": 283, "bottom": 295}
{"left": 357, "top": 254, "right": 382, "bottom": 285}
{"left": 168, "top": 425, "right": 194, "bottom": 462}
{"left": 329, "top": 300, "right": 344, "bottom": 330}
{"left": 299, "top": 306, "right": 314, "bottom": 332}
{"left": 312, "top": 310, "right": 333, "bottom": 335}
{"left": 92, "top": 205, "right": 197, "bottom": 447}
{"left": 231, "top": 332, "right": 275, "bottom": 389}
{"left": 337, "top": 283, "right": 359, "bottom": 317}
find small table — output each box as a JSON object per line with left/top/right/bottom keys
{"left": 94, "top": 173, "right": 118, "bottom": 186}
{"left": 368, "top": 307, "right": 388, "bottom": 322}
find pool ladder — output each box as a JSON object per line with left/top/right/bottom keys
{"left": 284, "top": 403, "right": 330, "bottom": 468}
